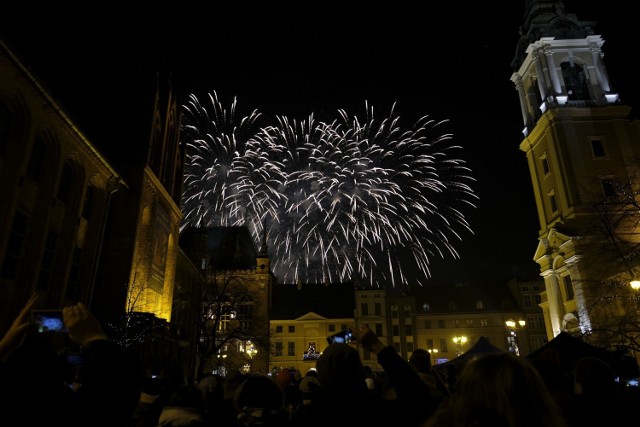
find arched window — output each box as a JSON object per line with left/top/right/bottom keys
{"left": 26, "top": 137, "right": 46, "bottom": 182}
{"left": 561, "top": 61, "right": 590, "bottom": 101}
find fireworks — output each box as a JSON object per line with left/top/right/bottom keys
{"left": 181, "top": 92, "right": 477, "bottom": 287}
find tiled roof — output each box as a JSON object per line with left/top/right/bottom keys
{"left": 409, "top": 283, "right": 521, "bottom": 313}
{"left": 270, "top": 282, "right": 356, "bottom": 320}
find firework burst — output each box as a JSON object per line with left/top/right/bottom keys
{"left": 181, "top": 92, "right": 477, "bottom": 287}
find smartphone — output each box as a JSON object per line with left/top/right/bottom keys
{"left": 33, "top": 309, "right": 66, "bottom": 333}
{"left": 327, "top": 328, "right": 352, "bottom": 345}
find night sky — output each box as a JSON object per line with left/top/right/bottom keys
{"left": 1, "top": 2, "right": 637, "bottom": 286}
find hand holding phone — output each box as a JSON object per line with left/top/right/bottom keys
{"left": 33, "top": 310, "right": 67, "bottom": 333}
{"left": 327, "top": 328, "right": 353, "bottom": 345}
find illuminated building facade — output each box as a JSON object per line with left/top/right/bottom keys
{"left": 512, "top": 1, "right": 640, "bottom": 345}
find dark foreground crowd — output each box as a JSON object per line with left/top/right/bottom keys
{"left": 1, "top": 294, "right": 638, "bottom": 427}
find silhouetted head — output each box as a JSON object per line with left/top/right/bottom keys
{"left": 316, "top": 343, "right": 367, "bottom": 398}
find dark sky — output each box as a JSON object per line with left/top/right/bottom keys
{"left": 2, "top": 2, "right": 637, "bottom": 286}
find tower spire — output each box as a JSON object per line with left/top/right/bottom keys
{"left": 259, "top": 219, "right": 268, "bottom": 256}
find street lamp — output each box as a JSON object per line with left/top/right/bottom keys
{"left": 505, "top": 319, "right": 526, "bottom": 355}
{"left": 630, "top": 279, "right": 640, "bottom": 291}
{"left": 452, "top": 335, "right": 467, "bottom": 356}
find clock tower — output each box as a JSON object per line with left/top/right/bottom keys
{"left": 511, "top": 1, "right": 640, "bottom": 340}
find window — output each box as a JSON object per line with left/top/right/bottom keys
{"left": 303, "top": 342, "right": 318, "bottom": 360}
{"left": 452, "top": 319, "right": 459, "bottom": 328}
{"left": 480, "top": 319, "right": 489, "bottom": 327}
{"left": 237, "top": 303, "right": 253, "bottom": 330}
{"left": 405, "top": 325, "right": 412, "bottom": 336}
{"left": 374, "top": 303, "right": 382, "bottom": 315}
{"left": 217, "top": 311, "right": 232, "bottom": 332}
{"left": 391, "top": 309, "right": 398, "bottom": 319}
{"left": 422, "top": 303, "right": 431, "bottom": 312}
{"left": 426, "top": 339, "right": 434, "bottom": 349}
{"left": 288, "top": 325, "right": 295, "bottom": 333}
{"left": 438, "top": 320, "right": 445, "bottom": 328}
{"left": 57, "top": 163, "right": 73, "bottom": 204}
{"left": 561, "top": 61, "right": 589, "bottom": 101}
{"left": 361, "top": 303, "right": 369, "bottom": 316}
{"left": 541, "top": 154, "right": 550, "bottom": 175}
{"left": 1, "top": 211, "right": 29, "bottom": 279}
{"left": 276, "top": 325, "right": 283, "bottom": 333}
{"left": 590, "top": 137, "right": 606, "bottom": 158}
{"left": 534, "top": 295, "right": 542, "bottom": 305}
{"left": 393, "top": 342, "right": 401, "bottom": 353}
{"left": 548, "top": 191, "right": 558, "bottom": 213}
{"left": 328, "top": 324, "right": 335, "bottom": 332}
{"left": 406, "top": 342, "right": 414, "bottom": 353}
{"left": 287, "top": 342, "right": 295, "bottom": 356}
{"left": 26, "top": 138, "right": 46, "bottom": 182}
{"left": 563, "top": 275, "right": 575, "bottom": 300}
{"left": 65, "top": 247, "right": 82, "bottom": 301}
{"left": 439, "top": 339, "right": 448, "bottom": 353}
{"left": 37, "top": 231, "right": 58, "bottom": 291}
{"left": 403, "top": 306, "right": 411, "bottom": 317}
{"left": 523, "top": 295, "right": 532, "bottom": 307}
{"left": 424, "top": 320, "right": 432, "bottom": 329}
{"left": 466, "top": 319, "right": 474, "bottom": 327}
{"left": 448, "top": 301, "right": 458, "bottom": 311}
{"left": 375, "top": 323, "right": 383, "bottom": 337}
{"left": 392, "top": 325, "right": 399, "bottom": 336}
{"left": 275, "top": 342, "right": 283, "bottom": 356}
{"left": 476, "top": 300, "right": 484, "bottom": 309}
{"left": 600, "top": 178, "right": 617, "bottom": 198}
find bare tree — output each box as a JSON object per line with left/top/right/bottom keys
{"left": 196, "top": 270, "right": 270, "bottom": 378}
{"left": 107, "top": 259, "right": 163, "bottom": 349}
{"left": 572, "top": 170, "right": 640, "bottom": 355}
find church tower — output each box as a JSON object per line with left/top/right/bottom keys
{"left": 511, "top": 1, "right": 640, "bottom": 340}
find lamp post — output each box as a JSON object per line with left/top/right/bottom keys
{"left": 505, "top": 319, "right": 526, "bottom": 355}
{"left": 452, "top": 335, "right": 467, "bottom": 356}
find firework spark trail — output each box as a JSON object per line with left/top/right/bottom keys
{"left": 181, "top": 92, "right": 477, "bottom": 287}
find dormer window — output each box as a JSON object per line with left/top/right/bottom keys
{"left": 448, "top": 300, "right": 458, "bottom": 311}
{"left": 476, "top": 300, "right": 484, "bottom": 309}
